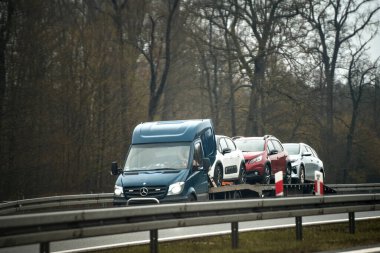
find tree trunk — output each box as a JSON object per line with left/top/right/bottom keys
{"left": 245, "top": 53, "right": 266, "bottom": 136}
{"left": 343, "top": 103, "right": 359, "bottom": 183}
{"left": 147, "top": 0, "right": 179, "bottom": 121}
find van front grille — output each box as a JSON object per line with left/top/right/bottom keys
{"left": 123, "top": 186, "right": 167, "bottom": 199}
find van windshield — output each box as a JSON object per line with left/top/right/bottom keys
{"left": 124, "top": 142, "right": 191, "bottom": 171}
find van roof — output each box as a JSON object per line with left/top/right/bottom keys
{"left": 132, "top": 119, "right": 213, "bottom": 144}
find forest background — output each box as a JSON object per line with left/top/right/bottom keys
{"left": 1, "top": 0, "right": 380, "bottom": 200}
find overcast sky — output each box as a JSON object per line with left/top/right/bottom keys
{"left": 368, "top": 6, "right": 380, "bottom": 61}
{"left": 369, "top": 32, "right": 380, "bottom": 61}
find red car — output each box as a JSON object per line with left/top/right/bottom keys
{"left": 234, "top": 135, "right": 291, "bottom": 184}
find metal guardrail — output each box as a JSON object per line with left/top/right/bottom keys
{"left": 330, "top": 183, "right": 380, "bottom": 193}
{"left": 1, "top": 183, "right": 380, "bottom": 216}
{"left": 0, "top": 193, "right": 379, "bottom": 253}
{"left": 0, "top": 193, "right": 113, "bottom": 215}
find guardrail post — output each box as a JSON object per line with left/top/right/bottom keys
{"left": 295, "top": 216, "right": 302, "bottom": 241}
{"left": 40, "top": 242, "right": 49, "bottom": 253}
{"left": 231, "top": 222, "right": 239, "bottom": 249}
{"left": 150, "top": 229, "right": 158, "bottom": 253}
{"left": 349, "top": 212, "right": 355, "bottom": 234}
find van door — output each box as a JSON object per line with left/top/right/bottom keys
{"left": 201, "top": 127, "right": 216, "bottom": 165}
{"left": 188, "top": 140, "right": 209, "bottom": 200}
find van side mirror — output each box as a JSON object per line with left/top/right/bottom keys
{"left": 202, "top": 158, "right": 211, "bottom": 170}
{"left": 111, "top": 161, "right": 121, "bottom": 175}
{"left": 302, "top": 151, "right": 311, "bottom": 157}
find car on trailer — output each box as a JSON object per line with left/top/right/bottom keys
{"left": 234, "top": 135, "right": 291, "bottom": 184}
{"left": 209, "top": 135, "right": 246, "bottom": 187}
{"left": 283, "top": 143, "right": 324, "bottom": 184}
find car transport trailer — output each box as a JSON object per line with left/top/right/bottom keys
{"left": 111, "top": 119, "right": 375, "bottom": 205}
{"left": 208, "top": 182, "right": 337, "bottom": 200}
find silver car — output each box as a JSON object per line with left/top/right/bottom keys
{"left": 282, "top": 143, "right": 324, "bottom": 184}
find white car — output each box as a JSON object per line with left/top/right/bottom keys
{"left": 283, "top": 143, "right": 325, "bottom": 184}
{"left": 209, "top": 135, "right": 246, "bottom": 186}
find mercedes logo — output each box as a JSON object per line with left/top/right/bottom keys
{"left": 140, "top": 187, "right": 149, "bottom": 197}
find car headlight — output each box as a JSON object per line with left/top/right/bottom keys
{"left": 167, "top": 182, "right": 185, "bottom": 195}
{"left": 114, "top": 185, "right": 124, "bottom": 197}
{"left": 249, "top": 155, "right": 262, "bottom": 164}
{"left": 289, "top": 158, "right": 299, "bottom": 163}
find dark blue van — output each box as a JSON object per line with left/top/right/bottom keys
{"left": 112, "top": 119, "right": 216, "bottom": 205}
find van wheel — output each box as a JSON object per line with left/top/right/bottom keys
{"left": 188, "top": 194, "right": 196, "bottom": 202}
{"left": 214, "top": 165, "right": 223, "bottom": 187}
{"left": 262, "top": 164, "right": 271, "bottom": 184}
{"left": 237, "top": 164, "right": 247, "bottom": 184}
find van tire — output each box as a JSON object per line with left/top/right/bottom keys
{"left": 188, "top": 194, "right": 196, "bottom": 202}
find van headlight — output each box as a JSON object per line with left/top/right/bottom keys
{"left": 114, "top": 185, "right": 124, "bottom": 197}
{"left": 167, "top": 182, "right": 184, "bottom": 195}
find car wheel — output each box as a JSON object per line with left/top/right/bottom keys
{"left": 262, "top": 164, "right": 271, "bottom": 184}
{"left": 299, "top": 166, "right": 305, "bottom": 184}
{"left": 285, "top": 163, "right": 292, "bottom": 184}
{"left": 214, "top": 165, "right": 223, "bottom": 187}
{"left": 237, "top": 164, "right": 247, "bottom": 184}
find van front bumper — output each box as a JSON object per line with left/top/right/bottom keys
{"left": 113, "top": 194, "right": 190, "bottom": 206}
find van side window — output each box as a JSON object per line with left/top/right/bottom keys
{"left": 193, "top": 142, "right": 204, "bottom": 168}
{"left": 201, "top": 128, "right": 214, "bottom": 157}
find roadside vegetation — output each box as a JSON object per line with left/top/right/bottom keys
{"left": 1, "top": 1, "right": 380, "bottom": 200}
{"left": 94, "top": 219, "right": 380, "bottom": 253}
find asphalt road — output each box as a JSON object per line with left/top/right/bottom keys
{"left": 1, "top": 211, "right": 379, "bottom": 253}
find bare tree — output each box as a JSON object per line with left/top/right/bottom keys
{"left": 134, "top": 0, "right": 180, "bottom": 121}
{"left": 110, "top": 0, "right": 146, "bottom": 147}
{"left": 299, "top": 0, "right": 380, "bottom": 151}
{"left": 214, "top": 0, "right": 298, "bottom": 136}
{"left": 0, "top": 0, "right": 14, "bottom": 154}
{"left": 342, "top": 41, "right": 378, "bottom": 182}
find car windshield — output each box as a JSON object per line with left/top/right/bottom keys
{"left": 234, "top": 139, "right": 265, "bottom": 152}
{"left": 124, "top": 142, "right": 191, "bottom": 171}
{"left": 283, "top": 144, "right": 300, "bottom": 155}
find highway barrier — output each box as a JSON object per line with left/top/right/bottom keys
{"left": 0, "top": 193, "right": 379, "bottom": 253}
{"left": 0, "top": 193, "right": 114, "bottom": 215}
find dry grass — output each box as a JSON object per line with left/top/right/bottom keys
{"left": 94, "top": 219, "right": 380, "bottom": 253}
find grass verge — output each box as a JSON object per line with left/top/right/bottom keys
{"left": 93, "top": 219, "right": 380, "bottom": 253}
